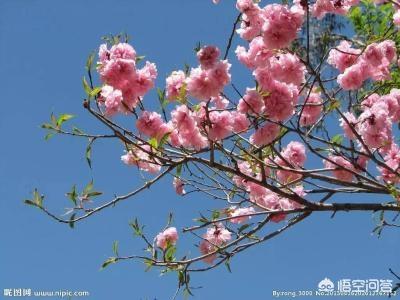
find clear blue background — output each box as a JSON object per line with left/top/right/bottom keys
{"left": 0, "top": 0, "right": 399, "bottom": 299}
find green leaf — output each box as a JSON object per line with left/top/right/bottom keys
{"left": 194, "top": 41, "right": 201, "bottom": 52}
{"left": 69, "top": 213, "right": 76, "bottom": 229}
{"left": 165, "top": 246, "right": 176, "bottom": 262}
{"left": 44, "top": 133, "right": 54, "bottom": 141}
{"left": 159, "top": 132, "right": 171, "bottom": 148}
{"left": 51, "top": 113, "right": 57, "bottom": 126}
{"left": 90, "top": 87, "right": 102, "bottom": 98}
{"left": 135, "top": 55, "right": 145, "bottom": 64}
{"left": 66, "top": 185, "right": 78, "bottom": 206}
{"left": 211, "top": 210, "right": 220, "bottom": 220}
{"left": 157, "top": 88, "right": 168, "bottom": 108}
{"left": 225, "top": 258, "right": 232, "bottom": 273}
{"left": 41, "top": 123, "right": 54, "bottom": 130}
{"left": 148, "top": 137, "right": 158, "bottom": 149}
{"left": 112, "top": 241, "right": 119, "bottom": 256}
{"left": 85, "top": 52, "right": 95, "bottom": 71}
{"left": 82, "top": 76, "right": 91, "bottom": 97}
{"left": 86, "top": 138, "right": 95, "bottom": 169}
{"left": 86, "top": 191, "right": 102, "bottom": 198}
{"left": 72, "top": 127, "right": 84, "bottom": 135}
{"left": 331, "top": 134, "right": 343, "bottom": 145}
{"left": 56, "top": 114, "right": 75, "bottom": 127}
{"left": 101, "top": 257, "right": 118, "bottom": 269}
{"left": 33, "top": 189, "right": 44, "bottom": 208}
{"left": 24, "top": 200, "right": 38, "bottom": 207}
{"left": 238, "top": 223, "right": 250, "bottom": 234}
{"left": 83, "top": 180, "right": 94, "bottom": 195}
{"left": 176, "top": 164, "right": 183, "bottom": 177}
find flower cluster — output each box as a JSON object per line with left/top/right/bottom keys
{"left": 329, "top": 40, "right": 397, "bottom": 90}
{"left": 155, "top": 227, "right": 179, "bottom": 250}
{"left": 97, "top": 43, "right": 157, "bottom": 115}
{"left": 199, "top": 223, "right": 232, "bottom": 264}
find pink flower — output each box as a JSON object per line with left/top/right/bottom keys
{"left": 228, "top": 206, "right": 256, "bottom": 224}
{"left": 199, "top": 223, "right": 232, "bottom": 264}
{"left": 136, "top": 111, "right": 165, "bottom": 137}
{"left": 173, "top": 178, "right": 185, "bottom": 195}
{"left": 312, "top": 0, "right": 359, "bottom": 19}
{"left": 231, "top": 111, "right": 250, "bottom": 133}
{"left": 187, "top": 60, "right": 231, "bottom": 101}
{"left": 324, "top": 155, "right": 355, "bottom": 182}
{"left": 121, "top": 145, "right": 161, "bottom": 174}
{"left": 268, "top": 53, "right": 306, "bottom": 86}
{"left": 275, "top": 141, "right": 306, "bottom": 183}
{"left": 299, "top": 92, "right": 323, "bottom": 126}
{"left": 358, "top": 101, "right": 392, "bottom": 150}
{"left": 261, "top": 4, "right": 304, "bottom": 49}
{"left": 97, "top": 42, "right": 157, "bottom": 112}
{"left": 394, "top": 9, "right": 400, "bottom": 27}
{"left": 165, "top": 71, "right": 186, "bottom": 101}
{"left": 203, "top": 223, "right": 232, "bottom": 245}
{"left": 328, "top": 41, "right": 360, "bottom": 72}
{"left": 250, "top": 122, "right": 280, "bottom": 146}
{"left": 197, "top": 46, "right": 220, "bottom": 69}
{"left": 339, "top": 112, "right": 358, "bottom": 139}
{"left": 155, "top": 227, "right": 178, "bottom": 250}
{"left": 207, "top": 111, "right": 233, "bottom": 141}
{"left": 378, "top": 144, "right": 400, "bottom": 183}
{"left": 237, "top": 88, "right": 265, "bottom": 115}
{"left": 98, "top": 85, "right": 123, "bottom": 116}
{"left": 199, "top": 240, "right": 217, "bottom": 264}
{"left": 236, "top": 2, "right": 264, "bottom": 40}
{"left": 235, "top": 37, "right": 273, "bottom": 69}
{"left": 337, "top": 61, "right": 369, "bottom": 90}
{"left": 211, "top": 95, "right": 229, "bottom": 109}
{"left": 335, "top": 40, "right": 396, "bottom": 90}
{"left": 262, "top": 81, "right": 298, "bottom": 121}
{"left": 171, "top": 105, "right": 208, "bottom": 150}
{"left": 132, "top": 61, "right": 157, "bottom": 97}
{"left": 109, "top": 43, "right": 136, "bottom": 60}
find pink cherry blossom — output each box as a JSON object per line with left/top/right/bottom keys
{"left": 136, "top": 111, "right": 165, "bottom": 137}
{"left": 358, "top": 101, "right": 392, "bottom": 150}
{"left": 328, "top": 41, "right": 361, "bottom": 72}
{"left": 237, "top": 88, "right": 265, "bottom": 115}
{"left": 268, "top": 53, "right": 306, "bottom": 86}
{"left": 98, "top": 85, "right": 123, "bottom": 116}
{"left": 199, "top": 223, "right": 232, "bottom": 264}
{"left": 121, "top": 145, "right": 161, "bottom": 174}
{"left": 275, "top": 141, "right": 306, "bottom": 183}
{"left": 187, "top": 60, "right": 231, "bottom": 101}
{"left": 229, "top": 206, "right": 256, "bottom": 224}
{"left": 207, "top": 111, "right": 233, "bottom": 141}
{"left": 155, "top": 227, "right": 179, "bottom": 250}
{"left": 299, "top": 91, "right": 323, "bottom": 126}
{"left": 378, "top": 144, "right": 400, "bottom": 183}
{"left": 231, "top": 111, "right": 250, "bottom": 133}
{"left": 324, "top": 155, "right": 355, "bottom": 182}
{"left": 250, "top": 122, "right": 280, "bottom": 147}
{"left": 261, "top": 4, "right": 304, "bottom": 49}
{"left": 312, "top": 0, "right": 359, "bottom": 19}
{"left": 197, "top": 46, "right": 220, "bottom": 69}
{"left": 235, "top": 37, "right": 273, "bottom": 69}
{"left": 166, "top": 71, "right": 186, "bottom": 101}
{"left": 171, "top": 105, "right": 208, "bottom": 150}
{"left": 340, "top": 112, "right": 358, "bottom": 139}
{"left": 173, "top": 178, "right": 185, "bottom": 195}
{"left": 262, "top": 81, "right": 299, "bottom": 121}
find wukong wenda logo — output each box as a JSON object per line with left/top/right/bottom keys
{"left": 318, "top": 278, "right": 335, "bottom": 292}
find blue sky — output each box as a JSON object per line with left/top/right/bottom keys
{"left": 0, "top": 0, "right": 399, "bottom": 299}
